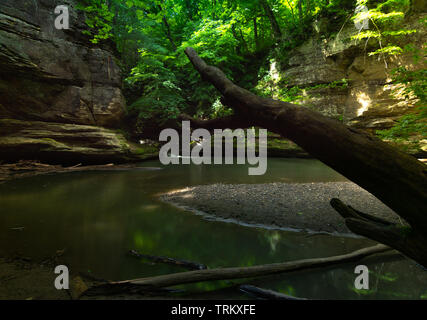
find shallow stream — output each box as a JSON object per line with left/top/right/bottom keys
{"left": 0, "top": 159, "right": 425, "bottom": 299}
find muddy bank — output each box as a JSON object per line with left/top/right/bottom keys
{"left": 0, "top": 255, "right": 165, "bottom": 300}
{"left": 0, "top": 250, "right": 81, "bottom": 300}
{"left": 0, "top": 258, "right": 69, "bottom": 300}
{"left": 160, "top": 182, "right": 403, "bottom": 235}
{"left": 0, "top": 256, "right": 232, "bottom": 300}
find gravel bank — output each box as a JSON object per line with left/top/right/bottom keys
{"left": 160, "top": 182, "right": 402, "bottom": 235}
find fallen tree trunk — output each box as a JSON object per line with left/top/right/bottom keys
{"left": 86, "top": 244, "right": 391, "bottom": 293}
{"left": 128, "top": 250, "right": 207, "bottom": 270}
{"left": 330, "top": 198, "right": 427, "bottom": 266}
{"left": 183, "top": 47, "right": 427, "bottom": 266}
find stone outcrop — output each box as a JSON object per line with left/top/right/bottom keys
{"left": 0, "top": 0, "right": 152, "bottom": 164}
{"left": 0, "top": 119, "right": 159, "bottom": 164}
{"left": 281, "top": 14, "right": 425, "bottom": 128}
{"left": 0, "top": 0, "right": 125, "bottom": 127}
{"left": 273, "top": 13, "right": 426, "bottom": 156}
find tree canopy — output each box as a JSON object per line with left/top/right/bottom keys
{"left": 77, "top": 0, "right": 425, "bottom": 140}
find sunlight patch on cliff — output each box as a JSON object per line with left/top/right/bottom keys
{"left": 269, "top": 59, "right": 280, "bottom": 82}
{"left": 356, "top": 92, "right": 372, "bottom": 116}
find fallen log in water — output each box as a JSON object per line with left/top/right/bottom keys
{"left": 128, "top": 250, "right": 207, "bottom": 270}
{"left": 183, "top": 47, "right": 427, "bottom": 266}
{"left": 0, "top": 161, "right": 144, "bottom": 183}
{"left": 86, "top": 244, "right": 391, "bottom": 295}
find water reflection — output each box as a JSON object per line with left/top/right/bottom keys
{"left": 0, "top": 159, "right": 425, "bottom": 299}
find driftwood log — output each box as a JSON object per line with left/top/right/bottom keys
{"left": 0, "top": 160, "right": 147, "bottom": 183}
{"left": 182, "top": 47, "right": 427, "bottom": 266}
{"left": 86, "top": 244, "right": 391, "bottom": 294}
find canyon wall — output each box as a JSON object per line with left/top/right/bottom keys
{"left": 0, "top": 0, "right": 151, "bottom": 164}
{"left": 271, "top": 11, "right": 426, "bottom": 156}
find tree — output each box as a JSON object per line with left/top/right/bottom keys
{"left": 183, "top": 47, "right": 427, "bottom": 267}
{"left": 259, "top": 0, "right": 282, "bottom": 40}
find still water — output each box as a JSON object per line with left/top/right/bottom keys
{"left": 0, "top": 158, "right": 425, "bottom": 299}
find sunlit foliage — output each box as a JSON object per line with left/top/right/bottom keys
{"left": 77, "top": 0, "right": 425, "bottom": 140}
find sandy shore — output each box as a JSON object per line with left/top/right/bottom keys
{"left": 161, "top": 182, "right": 402, "bottom": 235}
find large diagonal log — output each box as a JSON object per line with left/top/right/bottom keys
{"left": 184, "top": 47, "right": 427, "bottom": 265}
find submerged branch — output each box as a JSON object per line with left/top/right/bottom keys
{"left": 128, "top": 250, "right": 207, "bottom": 270}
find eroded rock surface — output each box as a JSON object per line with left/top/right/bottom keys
{"left": 0, "top": 119, "right": 152, "bottom": 164}
{"left": 0, "top": 0, "right": 125, "bottom": 127}
{"left": 0, "top": 0, "right": 154, "bottom": 164}
{"left": 277, "top": 13, "right": 426, "bottom": 149}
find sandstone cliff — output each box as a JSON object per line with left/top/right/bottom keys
{"left": 0, "top": 0, "right": 152, "bottom": 164}
{"left": 269, "top": 12, "right": 426, "bottom": 157}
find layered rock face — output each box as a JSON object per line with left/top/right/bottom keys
{"left": 0, "top": 0, "right": 147, "bottom": 163}
{"left": 274, "top": 13, "right": 426, "bottom": 155}
{"left": 0, "top": 119, "right": 139, "bottom": 164}
{"left": 0, "top": 0, "right": 125, "bottom": 126}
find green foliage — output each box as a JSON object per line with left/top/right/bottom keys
{"left": 351, "top": 0, "right": 413, "bottom": 58}
{"left": 175, "top": 18, "right": 245, "bottom": 118}
{"left": 211, "top": 99, "right": 234, "bottom": 118}
{"left": 392, "top": 45, "right": 427, "bottom": 103}
{"left": 77, "top": 0, "right": 114, "bottom": 44}
{"left": 307, "top": 79, "right": 350, "bottom": 90}
{"left": 376, "top": 45, "right": 427, "bottom": 141}
{"left": 348, "top": 1, "right": 426, "bottom": 144}
{"left": 177, "top": 19, "right": 241, "bottom": 73}
{"left": 377, "top": 112, "right": 426, "bottom": 139}
{"left": 127, "top": 77, "right": 184, "bottom": 126}
{"left": 123, "top": 29, "right": 184, "bottom": 126}
{"left": 76, "top": 0, "right": 425, "bottom": 139}
{"left": 126, "top": 52, "right": 184, "bottom": 127}
{"left": 255, "top": 71, "right": 303, "bottom": 103}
